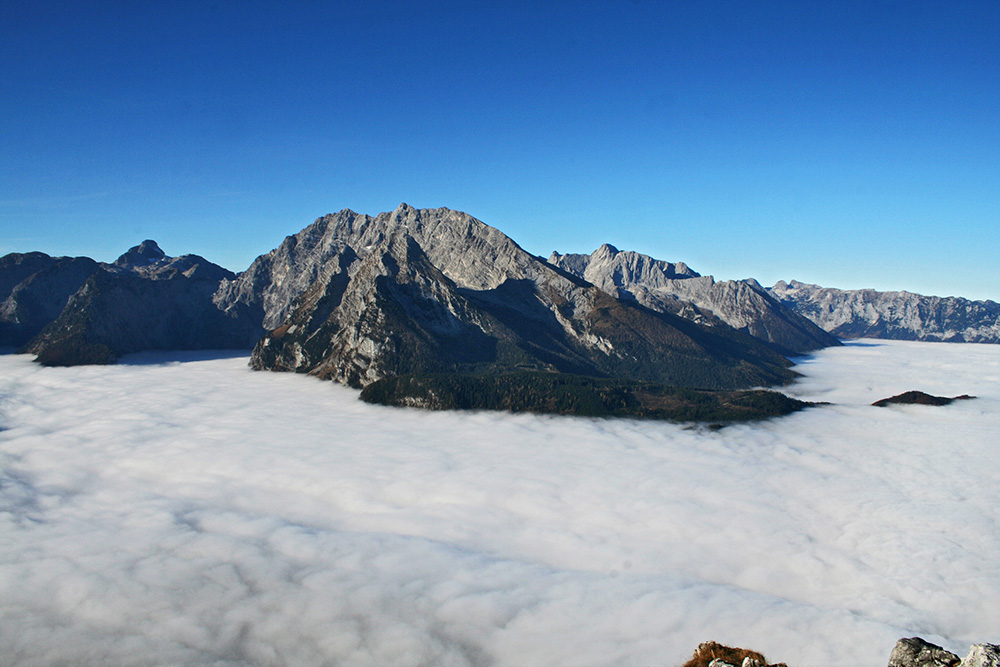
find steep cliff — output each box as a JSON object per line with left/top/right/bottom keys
{"left": 248, "top": 204, "right": 799, "bottom": 391}
{"left": 549, "top": 244, "right": 839, "bottom": 355}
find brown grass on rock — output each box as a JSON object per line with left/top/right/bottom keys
{"left": 681, "top": 641, "right": 788, "bottom": 667}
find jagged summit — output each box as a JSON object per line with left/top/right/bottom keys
{"left": 550, "top": 245, "right": 838, "bottom": 355}
{"left": 549, "top": 245, "right": 700, "bottom": 286}
{"left": 108, "top": 240, "right": 234, "bottom": 282}
{"left": 769, "top": 280, "right": 1000, "bottom": 343}
{"left": 114, "top": 240, "right": 166, "bottom": 268}
{"left": 216, "top": 204, "right": 548, "bottom": 331}
{"left": 239, "top": 205, "right": 799, "bottom": 391}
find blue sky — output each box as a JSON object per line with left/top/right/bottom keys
{"left": 2, "top": 1, "right": 998, "bottom": 299}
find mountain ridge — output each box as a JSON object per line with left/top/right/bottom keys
{"left": 7, "top": 243, "right": 258, "bottom": 364}
{"left": 3, "top": 204, "right": 996, "bottom": 410}
{"left": 246, "top": 204, "right": 799, "bottom": 392}
{"left": 769, "top": 279, "right": 1000, "bottom": 343}
{"left": 549, "top": 244, "right": 840, "bottom": 355}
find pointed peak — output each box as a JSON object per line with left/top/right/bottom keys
{"left": 593, "top": 243, "right": 619, "bottom": 257}
{"left": 115, "top": 240, "right": 167, "bottom": 267}
{"left": 135, "top": 240, "right": 165, "bottom": 257}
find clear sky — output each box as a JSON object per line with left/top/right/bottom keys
{"left": 2, "top": 1, "right": 998, "bottom": 300}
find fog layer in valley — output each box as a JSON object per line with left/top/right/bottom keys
{"left": 1, "top": 341, "right": 998, "bottom": 666}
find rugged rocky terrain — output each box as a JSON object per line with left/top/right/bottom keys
{"left": 9, "top": 241, "right": 260, "bottom": 364}
{"left": 6, "top": 203, "right": 996, "bottom": 418}
{"left": 550, "top": 244, "right": 839, "bottom": 355}
{"left": 0, "top": 252, "right": 100, "bottom": 347}
{"left": 769, "top": 280, "right": 1000, "bottom": 343}
{"left": 246, "top": 205, "right": 799, "bottom": 391}
{"left": 680, "top": 638, "right": 1000, "bottom": 667}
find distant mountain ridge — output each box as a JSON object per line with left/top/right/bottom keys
{"left": 549, "top": 244, "right": 839, "bottom": 355}
{"left": 769, "top": 280, "right": 1000, "bottom": 343}
{"left": 3, "top": 242, "right": 258, "bottom": 364}
{"left": 111, "top": 239, "right": 235, "bottom": 282}
{"left": 0, "top": 252, "right": 100, "bottom": 348}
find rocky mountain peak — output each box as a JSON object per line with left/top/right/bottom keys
{"left": 592, "top": 243, "right": 620, "bottom": 259}
{"left": 115, "top": 240, "right": 167, "bottom": 268}
{"left": 240, "top": 204, "right": 805, "bottom": 392}
{"left": 549, "top": 245, "right": 838, "bottom": 354}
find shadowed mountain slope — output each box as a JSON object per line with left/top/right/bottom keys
{"left": 1, "top": 253, "right": 101, "bottom": 348}
{"left": 14, "top": 244, "right": 258, "bottom": 365}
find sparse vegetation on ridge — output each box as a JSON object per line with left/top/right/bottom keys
{"left": 360, "top": 371, "right": 814, "bottom": 422}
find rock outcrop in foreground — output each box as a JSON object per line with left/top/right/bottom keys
{"left": 681, "top": 640, "right": 786, "bottom": 667}
{"left": 769, "top": 280, "right": 1000, "bottom": 343}
{"left": 887, "top": 637, "right": 999, "bottom": 667}
{"left": 680, "top": 638, "right": 1000, "bottom": 667}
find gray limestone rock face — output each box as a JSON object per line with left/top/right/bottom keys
{"left": 549, "top": 244, "right": 839, "bottom": 355}
{"left": 888, "top": 637, "right": 960, "bottom": 667}
{"left": 769, "top": 280, "right": 1000, "bottom": 343}
{"left": 217, "top": 203, "right": 570, "bottom": 331}
{"left": 248, "top": 204, "right": 800, "bottom": 391}
{"left": 962, "top": 644, "right": 1000, "bottom": 667}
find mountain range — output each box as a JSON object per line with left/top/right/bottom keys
{"left": 2, "top": 204, "right": 996, "bottom": 416}
{"left": 769, "top": 279, "right": 1000, "bottom": 343}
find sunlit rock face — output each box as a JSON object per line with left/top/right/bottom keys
{"left": 961, "top": 644, "right": 1000, "bottom": 667}
{"left": 887, "top": 637, "right": 960, "bottom": 667}
{"left": 243, "top": 204, "right": 798, "bottom": 390}
{"left": 550, "top": 245, "right": 840, "bottom": 355}
{"left": 769, "top": 280, "right": 1000, "bottom": 343}
{"left": 215, "top": 203, "right": 558, "bottom": 332}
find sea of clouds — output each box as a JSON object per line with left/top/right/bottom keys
{"left": 1, "top": 340, "right": 998, "bottom": 666}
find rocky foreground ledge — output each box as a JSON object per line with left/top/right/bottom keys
{"left": 888, "top": 638, "right": 999, "bottom": 667}
{"left": 681, "top": 637, "right": 999, "bottom": 667}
